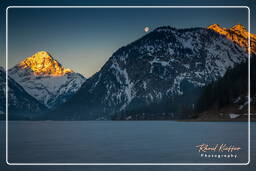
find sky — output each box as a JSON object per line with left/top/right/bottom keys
{"left": 0, "top": 0, "right": 255, "bottom": 78}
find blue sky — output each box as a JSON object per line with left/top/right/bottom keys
{"left": 0, "top": 0, "right": 255, "bottom": 77}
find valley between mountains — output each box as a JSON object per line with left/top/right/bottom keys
{"left": 1, "top": 24, "right": 255, "bottom": 121}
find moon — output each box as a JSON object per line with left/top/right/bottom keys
{"left": 144, "top": 27, "right": 150, "bottom": 32}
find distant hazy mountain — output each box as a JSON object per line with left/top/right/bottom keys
{"left": 9, "top": 51, "right": 86, "bottom": 109}
{"left": 0, "top": 67, "right": 46, "bottom": 120}
{"left": 48, "top": 24, "right": 250, "bottom": 120}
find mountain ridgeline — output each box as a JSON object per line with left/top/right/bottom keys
{"left": 45, "top": 24, "right": 252, "bottom": 120}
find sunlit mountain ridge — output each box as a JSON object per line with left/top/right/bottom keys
{"left": 208, "top": 24, "right": 256, "bottom": 54}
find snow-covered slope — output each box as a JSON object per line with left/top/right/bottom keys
{"left": 8, "top": 51, "right": 86, "bottom": 108}
{"left": 0, "top": 66, "right": 46, "bottom": 119}
{"left": 49, "top": 25, "right": 249, "bottom": 120}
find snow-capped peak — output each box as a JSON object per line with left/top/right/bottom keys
{"left": 18, "top": 51, "right": 73, "bottom": 76}
{"left": 9, "top": 51, "right": 86, "bottom": 108}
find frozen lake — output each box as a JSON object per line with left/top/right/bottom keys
{"left": 0, "top": 121, "right": 255, "bottom": 171}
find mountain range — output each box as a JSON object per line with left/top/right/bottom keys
{"left": 1, "top": 24, "right": 255, "bottom": 120}
{"left": 46, "top": 24, "right": 254, "bottom": 120}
